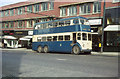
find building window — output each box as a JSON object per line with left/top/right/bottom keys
{"left": 113, "top": 0, "right": 120, "bottom": 3}
{"left": 34, "top": 19, "right": 39, "bottom": 23}
{"left": 49, "top": 2, "right": 54, "bottom": 10}
{"left": 41, "top": 18, "right": 47, "bottom": 22}
{"left": 10, "top": 9, "right": 14, "bottom": 16}
{"left": 18, "top": 21, "right": 22, "bottom": 28}
{"left": 68, "top": 6, "right": 77, "bottom": 16}
{"left": 5, "top": 22, "right": 9, "bottom": 28}
{"left": 41, "top": 2, "right": 48, "bottom": 11}
{"left": 0, "top": 11, "right": 4, "bottom": 17}
{"left": 34, "top": 4, "right": 40, "bottom": 12}
{"left": 60, "top": 7, "right": 66, "bottom": 17}
{"left": 15, "top": 9, "right": 18, "bottom": 15}
{"left": 9, "top": 22, "right": 14, "bottom": 28}
{"left": 5, "top": 10, "right": 9, "bottom": 16}
{"left": 18, "top": 8, "right": 23, "bottom": 14}
{"left": 80, "top": 4, "right": 91, "bottom": 14}
{"left": 27, "top": 5, "right": 33, "bottom": 13}
{"left": 93, "top": 2, "right": 101, "bottom": 13}
{"left": 27, "top": 20, "right": 33, "bottom": 28}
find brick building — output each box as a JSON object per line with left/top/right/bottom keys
{"left": 0, "top": 0, "right": 119, "bottom": 51}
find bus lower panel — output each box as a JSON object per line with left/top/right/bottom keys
{"left": 32, "top": 41, "right": 73, "bottom": 53}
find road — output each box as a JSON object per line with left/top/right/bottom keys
{"left": 2, "top": 49, "right": 118, "bottom": 77}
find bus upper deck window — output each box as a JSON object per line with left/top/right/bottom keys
{"left": 80, "top": 19, "right": 84, "bottom": 25}
{"left": 65, "top": 20, "right": 70, "bottom": 26}
{"left": 82, "top": 33, "right": 87, "bottom": 40}
{"left": 84, "top": 20, "right": 89, "bottom": 25}
{"left": 59, "top": 21, "right": 64, "bottom": 26}
{"left": 73, "top": 19, "right": 79, "bottom": 25}
{"left": 48, "top": 23, "right": 53, "bottom": 28}
{"left": 53, "top": 22, "right": 58, "bottom": 27}
{"left": 43, "top": 24, "right": 47, "bottom": 29}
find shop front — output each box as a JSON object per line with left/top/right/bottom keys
{"left": 104, "top": 25, "right": 120, "bottom": 52}
{"left": 88, "top": 18, "right": 102, "bottom": 51}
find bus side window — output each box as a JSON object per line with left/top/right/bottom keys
{"left": 53, "top": 36, "right": 57, "bottom": 41}
{"left": 82, "top": 33, "right": 87, "bottom": 40}
{"left": 42, "top": 37, "right": 46, "bottom": 41}
{"left": 73, "top": 19, "right": 79, "bottom": 25}
{"left": 88, "top": 34, "right": 92, "bottom": 41}
{"left": 58, "top": 36, "right": 63, "bottom": 41}
{"left": 47, "top": 36, "right": 52, "bottom": 41}
{"left": 77, "top": 33, "right": 81, "bottom": 40}
{"left": 37, "top": 37, "right": 42, "bottom": 42}
{"left": 65, "top": 35, "right": 70, "bottom": 41}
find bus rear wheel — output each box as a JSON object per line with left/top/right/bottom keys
{"left": 37, "top": 46, "right": 43, "bottom": 53}
{"left": 72, "top": 45, "right": 80, "bottom": 55}
{"left": 43, "top": 46, "right": 49, "bottom": 53}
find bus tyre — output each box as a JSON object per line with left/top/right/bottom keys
{"left": 43, "top": 46, "right": 49, "bottom": 53}
{"left": 72, "top": 45, "right": 80, "bottom": 55}
{"left": 37, "top": 46, "right": 43, "bottom": 53}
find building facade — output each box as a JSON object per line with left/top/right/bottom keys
{"left": 0, "top": 0, "right": 119, "bottom": 51}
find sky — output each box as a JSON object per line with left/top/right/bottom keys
{"left": 0, "top": 0, "right": 27, "bottom": 7}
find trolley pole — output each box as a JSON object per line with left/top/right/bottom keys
{"left": 101, "top": 0, "right": 106, "bottom": 52}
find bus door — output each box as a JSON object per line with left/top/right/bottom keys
{"left": 73, "top": 33, "right": 77, "bottom": 44}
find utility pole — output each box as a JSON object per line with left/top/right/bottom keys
{"left": 101, "top": 0, "right": 106, "bottom": 52}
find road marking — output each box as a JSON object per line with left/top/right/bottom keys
{"left": 57, "top": 58, "right": 67, "bottom": 61}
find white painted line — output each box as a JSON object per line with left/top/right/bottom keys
{"left": 57, "top": 58, "right": 67, "bottom": 61}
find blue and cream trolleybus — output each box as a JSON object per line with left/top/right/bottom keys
{"left": 32, "top": 16, "right": 92, "bottom": 54}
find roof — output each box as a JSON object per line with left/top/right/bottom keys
{"left": 59, "top": 0, "right": 97, "bottom": 7}
{"left": 35, "top": 16, "right": 88, "bottom": 25}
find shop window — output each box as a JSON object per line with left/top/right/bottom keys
{"left": 106, "top": 32, "right": 120, "bottom": 46}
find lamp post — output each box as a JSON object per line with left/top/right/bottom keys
{"left": 101, "top": 0, "right": 106, "bottom": 52}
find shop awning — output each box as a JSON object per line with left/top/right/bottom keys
{"left": 19, "top": 38, "right": 30, "bottom": 41}
{"left": 3, "top": 36, "right": 17, "bottom": 39}
{"left": 104, "top": 25, "right": 120, "bottom": 31}
{"left": 19, "top": 36, "right": 32, "bottom": 41}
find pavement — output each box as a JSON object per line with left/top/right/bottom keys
{"left": 1, "top": 48, "right": 119, "bottom": 56}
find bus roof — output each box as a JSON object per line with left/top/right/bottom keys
{"left": 35, "top": 16, "right": 88, "bottom": 25}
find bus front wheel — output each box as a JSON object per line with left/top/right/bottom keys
{"left": 37, "top": 46, "right": 43, "bottom": 53}
{"left": 43, "top": 46, "right": 49, "bottom": 53}
{"left": 72, "top": 45, "right": 80, "bottom": 55}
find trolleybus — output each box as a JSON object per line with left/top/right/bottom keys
{"left": 32, "top": 16, "right": 92, "bottom": 54}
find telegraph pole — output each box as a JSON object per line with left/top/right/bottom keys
{"left": 101, "top": 0, "right": 106, "bottom": 52}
